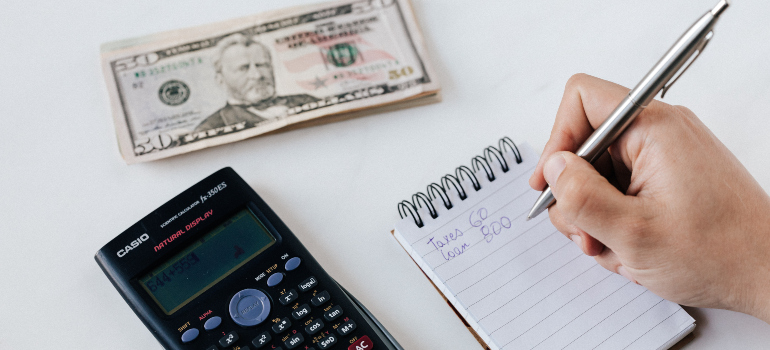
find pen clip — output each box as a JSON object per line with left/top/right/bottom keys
{"left": 661, "top": 31, "right": 714, "bottom": 98}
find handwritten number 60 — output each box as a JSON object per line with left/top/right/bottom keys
{"left": 469, "top": 208, "right": 488, "bottom": 227}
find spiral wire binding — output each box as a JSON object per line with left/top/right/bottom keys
{"left": 457, "top": 165, "right": 481, "bottom": 191}
{"left": 427, "top": 183, "right": 453, "bottom": 210}
{"left": 398, "top": 137, "right": 524, "bottom": 228}
{"left": 412, "top": 192, "right": 438, "bottom": 219}
{"left": 472, "top": 156, "right": 495, "bottom": 182}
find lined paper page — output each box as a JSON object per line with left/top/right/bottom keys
{"left": 393, "top": 143, "right": 694, "bottom": 350}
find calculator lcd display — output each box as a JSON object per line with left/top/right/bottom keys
{"left": 138, "top": 209, "right": 276, "bottom": 315}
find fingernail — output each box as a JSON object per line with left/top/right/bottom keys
{"left": 617, "top": 266, "right": 636, "bottom": 284}
{"left": 570, "top": 234, "right": 583, "bottom": 251}
{"left": 543, "top": 154, "right": 566, "bottom": 187}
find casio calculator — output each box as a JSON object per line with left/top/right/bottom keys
{"left": 95, "top": 168, "right": 400, "bottom": 350}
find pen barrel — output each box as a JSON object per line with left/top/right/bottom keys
{"left": 628, "top": 11, "right": 718, "bottom": 106}
{"left": 577, "top": 7, "right": 723, "bottom": 164}
{"left": 576, "top": 96, "right": 644, "bottom": 163}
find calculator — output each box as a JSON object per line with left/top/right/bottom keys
{"left": 95, "top": 167, "right": 400, "bottom": 350}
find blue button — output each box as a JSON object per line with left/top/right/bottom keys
{"left": 229, "top": 289, "right": 271, "bottom": 327}
{"left": 181, "top": 328, "right": 199, "bottom": 343}
{"left": 285, "top": 257, "right": 301, "bottom": 271}
{"left": 267, "top": 273, "right": 284, "bottom": 287}
{"left": 203, "top": 316, "right": 222, "bottom": 330}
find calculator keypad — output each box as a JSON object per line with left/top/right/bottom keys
{"left": 190, "top": 256, "right": 374, "bottom": 350}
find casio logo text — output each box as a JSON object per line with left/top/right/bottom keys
{"left": 117, "top": 233, "right": 150, "bottom": 258}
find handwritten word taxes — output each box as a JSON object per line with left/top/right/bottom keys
{"left": 427, "top": 229, "right": 469, "bottom": 261}
{"left": 427, "top": 207, "right": 514, "bottom": 261}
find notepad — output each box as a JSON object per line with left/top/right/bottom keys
{"left": 393, "top": 138, "right": 695, "bottom": 350}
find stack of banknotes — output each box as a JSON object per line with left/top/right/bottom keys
{"left": 101, "top": 0, "right": 440, "bottom": 163}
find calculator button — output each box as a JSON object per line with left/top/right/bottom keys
{"left": 291, "top": 304, "right": 311, "bottom": 320}
{"left": 310, "top": 291, "right": 330, "bottom": 306}
{"left": 305, "top": 319, "right": 324, "bottom": 335}
{"left": 251, "top": 331, "right": 272, "bottom": 348}
{"left": 317, "top": 334, "right": 337, "bottom": 349}
{"left": 279, "top": 289, "right": 298, "bottom": 305}
{"left": 181, "top": 328, "right": 199, "bottom": 343}
{"left": 267, "top": 273, "right": 284, "bottom": 287}
{"left": 205, "top": 346, "right": 218, "bottom": 350}
{"left": 347, "top": 336, "right": 373, "bottom": 350}
{"left": 218, "top": 331, "right": 239, "bottom": 347}
{"left": 298, "top": 276, "right": 317, "bottom": 292}
{"left": 204, "top": 316, "right": 222, "bottom": 330}
{"left": 337, "top": 319, "right": 356, "bottom": 336}
{"left": 229, "top": 289, "right": 271, "bottom": 327}
{"left": 323, "top": 305, "right": 343, "bottom": 321}
{"left": 285, "top": 257, "right": 301, "bottom": 271}
{"left": 272, "top": 317, "right": 292, "bottom": 333}
{"left": 284, "top": 333, "right": 304, "bottom": 349}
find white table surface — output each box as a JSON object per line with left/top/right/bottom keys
{"left": 1, "top": 0, "right": 769, "bottom": 349}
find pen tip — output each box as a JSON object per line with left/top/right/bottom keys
{"left": 525, "top": 216, "right": 531, "bottom": 222}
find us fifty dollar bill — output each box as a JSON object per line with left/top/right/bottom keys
{"left": 101, "top": 0, "right": 439, "bottom": 163}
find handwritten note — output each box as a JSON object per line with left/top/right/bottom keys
{"left": 394, "top": 143, "right": 694, "bottom": 350}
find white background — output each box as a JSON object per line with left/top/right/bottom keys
{"left": 1, "top": 0, "right": 769, "bottom": 349}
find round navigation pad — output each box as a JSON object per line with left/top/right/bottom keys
{"left": 229, "top": 289, "right": 271, "bottom": 327}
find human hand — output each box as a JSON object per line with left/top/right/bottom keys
{"left": 529, "top": 74, "right": 770, "bottom": 323}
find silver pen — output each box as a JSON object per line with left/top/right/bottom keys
{"left": 527, "top": 0, "right": 730, "bottom": 220}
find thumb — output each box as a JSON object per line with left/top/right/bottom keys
{"left": 543, "top": 151, "right": 641, "bottom": 248}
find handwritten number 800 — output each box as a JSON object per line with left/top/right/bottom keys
{"left": 481, "top": 217, "right": 512, "bottom": 242}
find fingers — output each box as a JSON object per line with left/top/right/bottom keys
{"left": 551, "top": 200, "right": 639, "bottom": 285}
{"left": 530, "top": 74, "right": 632, "bottom": 191}
{"left": 548, "top": 204, "right": 605, "bottom": 256}
{"left": 543, "top": 151, "right": 646, "bottom": 249}
{"left": 592, "top": 247, "right": 638, "bottom": 284}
